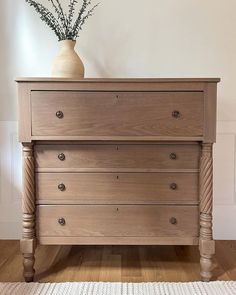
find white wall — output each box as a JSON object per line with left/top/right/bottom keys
{"left": 0, "top": 0, "right": 236, "bottom": 238}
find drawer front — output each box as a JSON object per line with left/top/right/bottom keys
{"left": 37, "top": 205, "right": 199, "bottom": 237}
{"left": 31, "top": 91, "right": 204, "bottom": 137}
{"left": 35, "top": 144, "right": 200, "bottom": 170}
{"left": 36, "top": 173, "right": 198, "bottom": 204}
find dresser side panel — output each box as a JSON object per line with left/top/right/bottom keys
{"left": 17, "top": 83, "right": 32, "bottom": 143}
{"left": 203, "top": 83, "right": 217, "bottom": 143}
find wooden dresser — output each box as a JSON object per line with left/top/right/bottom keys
{"left": 17, "top": 78, "right": 220, "bottom": 282}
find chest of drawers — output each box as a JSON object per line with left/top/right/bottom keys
{"left": 17, "top": 78, "right": 220, "bottom": 282}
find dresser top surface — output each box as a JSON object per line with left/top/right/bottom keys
{"left": 15, "top": 77, "right": 221, "bottom": 83}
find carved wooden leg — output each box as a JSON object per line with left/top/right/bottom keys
{"left": 21, "top": 144, "right": 36, "bottom": 282}
{"left": 199, "top": 143, "right": 215, "bottom": 282}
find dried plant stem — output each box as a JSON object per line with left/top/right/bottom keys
{"left": 26, "top": 0, "right": 65, "bottom": 40}
{"left": 74, "top": 3, "right": 99, "bottom": 38}
{"left": 25, "top": 0, "right": 99, "bottom": 41}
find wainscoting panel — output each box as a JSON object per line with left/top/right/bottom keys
{"left": 0, "top": 121, "right": 235, "bottom": 239}
{"left": 0, "top": 122, "right": 21, "bottom": 239}
{"left": 213, "top": 121, "right": 236, "bottom": 239}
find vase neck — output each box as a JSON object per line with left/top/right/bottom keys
{"left": 59, "top": 40, "right": 76, "bottom": 50}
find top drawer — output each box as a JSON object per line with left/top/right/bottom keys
{"left": 31, "top": 91, "right": 204, "bottom": 137}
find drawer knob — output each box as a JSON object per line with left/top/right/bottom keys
{"left": 170, "top": 183, "right": 177, "bottom": 190}
{"left": 58, "top": 153, "right": 65, "bottom": 161}
{"left": 172, "top": 110, "right": 180, "bottom": 118}
{"left": 56, "top": 111, "right": 64, "bottom": 119}
{"left": 58, "top": 183, "right": 66, "bottom": 191}
{"left": 58, "top": 217, "right": 66, "bottom": 226}
{"left": 169, "top": 217, "right": 177, "bottom": 225}
{"left": 170, "top": 153, "right": 177, "bottom": 160}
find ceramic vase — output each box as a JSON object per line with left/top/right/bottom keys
{"left": 51, "top": 40, "right": 84, "bottom": 78}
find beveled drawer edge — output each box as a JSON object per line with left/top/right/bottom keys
{"left": 38, "top": 236, "right": 199, "bottom": 245}
{"left": 32, "top": 136, "right": 204, "bottom": 142}
{"left": 34, "top": 140, "right": 202, "bottom": 145}
{"left": 36, "top": 200, "right": 200, "bottom": 205}
{"left": 35, "top": 168, "right": 200, "bottom": 173}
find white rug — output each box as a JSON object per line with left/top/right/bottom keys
{"left": 0, "top": 282, "right": 236, "bottom": 295}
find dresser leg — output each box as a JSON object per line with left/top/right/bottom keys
{"left": 21, "top": 144, "right": 36, "bottom": 282}
{"left": 21, "top": 236, "right": 36, "bottom": 282}
{"left": 199, "top": 213, "right": 215, "bottom": 281}
{"left": 199, "top": 143, "right": 214, "bottom": 282}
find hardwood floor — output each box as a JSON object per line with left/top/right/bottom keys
{"left": 0, "top": 241, "right": 235, "bottom": 282}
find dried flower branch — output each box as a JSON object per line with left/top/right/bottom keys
{"left": 48, "top": 0, "right": 67, "bottom": 30}
{"left": 25, "top": 0, "right": 99, "bottom": 41}
{"left": 68, "top": 0, "right": 78, "bottom": 25}
{"left": 73, "top": 2, "right": 99, "bottom": 38}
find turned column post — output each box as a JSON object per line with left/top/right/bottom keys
{"left": 20, "top": 143, "right": 36, "bottom": 282}
{"left": 199, "top": 143, "right": 215, "bottom": 282}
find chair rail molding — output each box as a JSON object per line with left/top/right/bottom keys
{"left": 0, "top": 120, "right": 235, "bottom": 239}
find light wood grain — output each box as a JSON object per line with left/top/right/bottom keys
{"left": 31, "top": 91, "right": 204, "bottom": 137}
{"left": 19, "top": 81, "right": 208, "bottom": 94}
{"left": 1, "top": 240, "right": 235, "bottom": 283}
{"left": 199, "top": 143, "right": 214, "bottom": 282}
{"left": 38, "top": 237, "right": 199, "bottom": 245}
{"left": 35, "top": 168, "right": 199, "bottom": 173}
{"left": 17, "top": 78, "right": 219, "bottom": 282}
{"left": 16, "top": 77, "right": 221, "bottom": 82}
{"left": 17, "top": 78, "right": 219, "bottom": 143}
{"left": 204, "top": 83, "right": 217, "bottom": 142}
{"left": 32, "top": 136, "right": 205, "bottom": 141}
{"left": 37, "top": 205, "right": 199, "bottom": 238}
{"left": 21, "top": 144, "right": 36, "bottom": 283}
{"left": 18, "top": 84, "right": 31, "bottom": 142}
{"left": 36, "top": 172, "right": 198, "bottom": 204}
{"left": 35, "top": 144, "right": 200, "bottom": 170}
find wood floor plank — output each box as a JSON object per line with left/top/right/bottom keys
{"left": 0, "top": 241, "right": 235, "bottom": 282}
{"left": 99, "top": 246, "right": 121, "bottom": 282}
{"left": 0, "top": 242, "right": 23, "bottom": 282}
{"left": 74, "top": 246, "right": 102, "bottom": 282}
{"left": 214, "top": 241, "right": 236, "bottom": 280}
{"left": 174, "top": 245, "right": 200, "bottom": 281}
{"left": 139, "top": 245, "right": 163, "bottom": 282}
{"left": 121, "top": 246, "right": 142, "bottom": 281}
{"left": 153, "top": 245, "right": 185, "bottom": 282}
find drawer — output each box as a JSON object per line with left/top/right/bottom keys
{"left": 37, "top": 205, "right": 199, "bottom": 237}
{"left": 31, "top": 91, "right": 204, "bottom": 137}
{"left": 36, "top": 173, "right": 198, "bottom": 204}
{"left": 35, "top": 144, "right": 200, "bottom": 170}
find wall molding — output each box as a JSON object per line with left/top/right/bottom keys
{"left": 213, "top": 121, "right": 236, "bottom": 239}
{"left": 0, "top": 121, "right": 21, "bottom": 239}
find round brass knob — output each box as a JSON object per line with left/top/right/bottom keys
{"left": 169, "top": 217, "right": 177, "bottom": 225}
{"left": 172, "top": 110, "right": 180, "bottom": 118}
{"left": 58, "top": 217, "right": 66, "bottom": 226}
{"left": 58, "top": 183, "right": 66, "bottom": 191}
{"left": 170, "top": 183, "right": 177, "bottom": 190}
{"left": 170, "top": 153, "right": 177, "bottom": 160}
{"left": 56, "top": 111, "right": 64, "bottom": 119}
{"left": 58, "top": 153, "right": 65, "bottom": 161}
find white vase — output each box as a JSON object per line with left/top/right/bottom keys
{"left": 51, "top": 40, "right": 85, "bottom": 78}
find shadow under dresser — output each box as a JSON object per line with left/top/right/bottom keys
{"left": 16, "top": 78, "right": 220, "bottom": 282}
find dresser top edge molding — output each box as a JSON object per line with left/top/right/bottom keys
{"left": 15, "top": 77, "right": 221, "bottom": 83}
